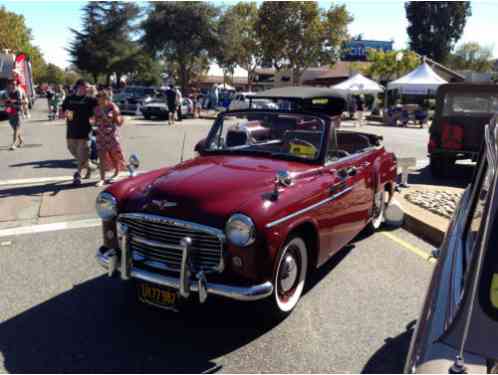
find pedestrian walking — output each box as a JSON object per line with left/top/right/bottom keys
{"left": 93, "top": 90, "right": 126, "bottom": 187}
{"left": 175, "top": 87, "right": 183, "bottom": 122}
{"left": 165, "top": 85, "right": 177, "bottom": 125}
{"left": 355, "top": 95, "right": 365, "bottom": 127}
{"left": 61, "top": 79, "right": 98, "bottom": 185}
{"left": 5, "top": 79, "right": 24, "bottom": 150}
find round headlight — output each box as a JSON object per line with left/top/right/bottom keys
{"left": 226, "top": 214, "right": 256, "bottom": 247}
{"left": 96, "top": 192, "right": 117, "bottom": 220}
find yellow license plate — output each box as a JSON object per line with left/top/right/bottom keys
{"left": 138, "top": 282, "right": 178, "bottom": 309}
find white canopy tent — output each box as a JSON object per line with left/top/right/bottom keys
{"left": 387, "top": 62, "right": 447, "bottom": 95}
{"left": 332, "top": 73, "right": 384, "bottom": 94}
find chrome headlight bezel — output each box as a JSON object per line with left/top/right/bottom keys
{"left": 225, "top": 213, "right": 256, "bottom": 247}
{"left": 96, "top": 192, "right": 118, "bottom": 220}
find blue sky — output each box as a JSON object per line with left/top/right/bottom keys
{"left": 0, "top": 0, "right": 497, "bottom": 68}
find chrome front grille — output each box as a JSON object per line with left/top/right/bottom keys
{"left": 119, "top": 213, "right": 224, "bottom": 273}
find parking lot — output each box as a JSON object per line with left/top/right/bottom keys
{"left": 0, "top": 101, "right": 441, "bottom": 373}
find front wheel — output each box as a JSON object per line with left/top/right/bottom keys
{"left": 267, "top": 236, "right": 308, "bottom": 319}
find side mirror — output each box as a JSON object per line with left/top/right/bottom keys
{"left": 128, "top": 154, "right": 140, "bottom": 177}
{"left": 194, "top": 139, "right": 206, "bottom": 154}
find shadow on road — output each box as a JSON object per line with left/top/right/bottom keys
{"left": 0, "top": 239, "right": 356, "bottom": 373}
{"left": 362, "top": 321, "right": 416, "bottom": 373}
{"left": 0, "top": 275, "right": 277, "bottom": 373}
{"left": 409, "top": 163, "right": 474, "bottom": 189}
{"left": 10, "top": 158, "right": 76, "bottom": 170}
{"left": 0, "top": 180, "right": 97, "bottom": 198}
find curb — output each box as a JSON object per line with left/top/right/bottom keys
{"left": 395, "top": 190, "right": 450, "bottom": 248}
{"left": 402, "top": 210, "right": 445, "bottom": 248}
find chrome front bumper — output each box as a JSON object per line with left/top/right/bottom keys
{"left": 96, "top": 247, "right": 273, "bottom": 302}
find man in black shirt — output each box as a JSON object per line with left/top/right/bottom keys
{"left": 61, "top": 79, "right": 98, "bottom": 185}
{"left": 165, "top": 86, "right": 177, "bottom": 125}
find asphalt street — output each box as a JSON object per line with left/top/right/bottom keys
{"left": 0, "top": 225, "right": 434, "bottom": 373}
{"left": 0, "top": 100, "right": 436, "bottom": 373}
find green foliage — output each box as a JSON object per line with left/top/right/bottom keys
{"left": 0, "top": 6, "right": 47, "bottom": 83}
{"left": 366, "top": 49, "right": 420, "bottom": 81}
{"left": 69, "top": 2, "right": 145, "bottom": 85}
{"left": 63, "top": 71, "right": 80, "bottom": 87}
{"left": 405, "top": 1, "right": 471, "bottom": 63}
{"left": 256, "top": 1, "right": 352, "bottom": 84}
{"left": 217, "top": 2, "right": 261, "bottom": 88}
{"left": 37, "top": 63, "right": 65, "bottom": 84}
{"left": 448, "top": 42, "right": 494, "bottom": 73}
{"left": 142, "top": 2, "right": 220, "bottom": 91}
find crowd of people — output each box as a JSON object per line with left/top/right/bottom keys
{"left": 5, "top": 79, "right": 127, "bottom": 187}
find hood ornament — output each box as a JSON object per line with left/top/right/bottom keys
{"left": 146, "top": 199, "right": 178, "bottom": 210}
{"left": 268, "top": 170, "right": 293, "bottom": 201}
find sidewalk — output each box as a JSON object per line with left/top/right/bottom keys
{"left": 396, "top": 184, "right": 464, "bottom": 247}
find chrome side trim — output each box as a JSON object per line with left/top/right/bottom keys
{"left": 265, "top": 186, "right": 353, "bottom": 228}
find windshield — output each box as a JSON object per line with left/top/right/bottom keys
{"left": 443, "top": 93, "right": 498, "bottom": 116}
{"left": 205, "top": 112, "right": 327, "bottom": 162}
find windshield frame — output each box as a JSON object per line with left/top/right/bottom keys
{"left": 204, "top": 110, "right": 333, "bottom": 164}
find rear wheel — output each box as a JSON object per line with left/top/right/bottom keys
{"left": 267, "top": 236, "right": 308, "bottom": 319}
{"left": 366, "top": 190, "right": 388, "bottom": 233}
{"left": 144, "top": 114, "right": 151, "bottom": 120}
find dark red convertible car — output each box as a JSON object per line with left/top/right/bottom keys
{"left": 96, "top": 87, "right": 398, "bottom": 317}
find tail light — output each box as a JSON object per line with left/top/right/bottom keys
{"left": 441, "top": 121, "right": 464, "bottom": 150}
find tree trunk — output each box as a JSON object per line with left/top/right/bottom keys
{"left": 106, "top": 73, "right": 111, "bottom": 87}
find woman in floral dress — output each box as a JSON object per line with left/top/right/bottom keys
{"left": 94, "top": 90, "right": 127, "bottom": 186}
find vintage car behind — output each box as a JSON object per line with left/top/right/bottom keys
{"left": 141, "top": 97, "right": 194, "bottom": 120}
{"left": 95, "top": 87, "right": 398, "bottom": 317}
{"left": 405, "top": 114, "right": 498, "bottom": 373}
{"left": 429, "top": 84, "right": 498, "bottom": 177}
{"left": 115, "top": 86, "right": 157, "bottom": 115}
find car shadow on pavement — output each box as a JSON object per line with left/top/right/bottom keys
{"left": 409, "top": 164, "right": 474, "bottom": 189}
{"left": 10, "top": 159, "right": 76, "bottom": 170}
{"left": 361, "top": 320, "right": 416, "bottom": 373}
{"left": 0, "top": 275, "right": 278, "bottom": 373}
{"left": 0, "top": 180, "right": 97, "bottom": 199}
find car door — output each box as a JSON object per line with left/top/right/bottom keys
{"left": 314, "top": 155, "right": 368, "bottom": 265}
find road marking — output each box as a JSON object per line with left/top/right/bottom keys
{"left": 381, "top": 231, "right": 436, "bottom": 264}
{"left": 0, "top": 218, "right": 101, "bottom": 238}
{"left": 0, "top": 170, "right": 148, "bottom": 187}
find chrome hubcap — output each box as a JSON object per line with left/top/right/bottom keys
{"left": 280, "top": 253, "right": 298, "bottom": 293}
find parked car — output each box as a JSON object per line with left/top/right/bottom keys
{"left": 429, "top": 84, "right": 498, "bottom": 177}
{"left": 95, "top": 86, "right": 398, "bottom": 318}
{"left": 406, "top": 114, "right": 498, "bottom": 373}
{"left": 141, "top": 97, "right": 194, "bottom": 120}
{"left": 228, "top": 92, "right": 279, "bottom": 111}
{"left": 114, "top": 86, "right": 157, "bottom": 115}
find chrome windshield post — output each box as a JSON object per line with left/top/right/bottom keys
{"left": 117, "top": 222, "right": 130, "bottom": 280}
{"left": 180, "top": 237, "right": 193, "bottom": 298}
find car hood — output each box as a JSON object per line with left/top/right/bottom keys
{"left": 123, "top": 155, "right": 312, "bottom": 227}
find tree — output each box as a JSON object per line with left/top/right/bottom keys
{"left": 142, "top": 2, "right": 220, "bottom": 91}
{"left": 217, "top": 2, "right": 261, "bottom": 90}
{"left": 69, "top": 2, "right": 143, "bottom": 85}
{"left": 366, "top": 49, "right": 420, "bottom": 81}
{"left": 63, "top": 70, "right": 80, "bottom": 87}
{"left": 0, "top": 6, "right": 47, "bottom": 83}
{"left": 449, "top": 42, "right": 494, "bottom": 73}
{"left": 38, "top": 63, "right": 65, "bottom": 84}
{"left": 256, "top": 1, "right": 352, "bottom": 84}
{"left": 405, "top": 1, "right": 471, "bottom": 64}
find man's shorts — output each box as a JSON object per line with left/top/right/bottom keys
{"left": 8, "top": 116, "right": 21, "bottom": 130}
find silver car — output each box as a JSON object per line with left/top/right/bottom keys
{"left": 405, "top": 114, "right": 498, "bottom": 373}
